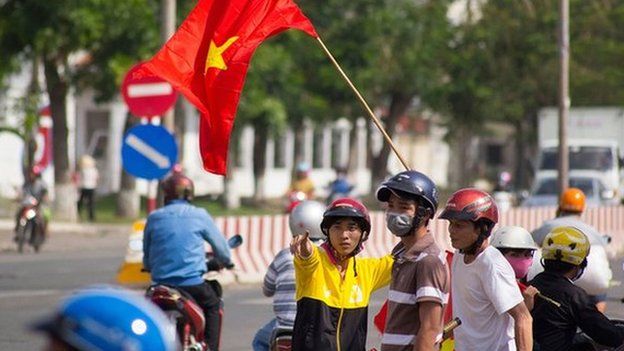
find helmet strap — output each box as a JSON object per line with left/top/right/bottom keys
{"left": 460, "top": 221, "right": 491, "bottom": 255}
{"left": 460, "top": 234, "right": 486, "bottom": 255}
{"left": 572, "top": 259, "right": 588, "bottom": 281}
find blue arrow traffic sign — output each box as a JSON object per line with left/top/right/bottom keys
{"left": 121, "top": 124, "right": 178, "bottom": 180}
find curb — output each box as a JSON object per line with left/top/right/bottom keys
{"left": 0, "top": 219, "right": 129, "bottom": 234}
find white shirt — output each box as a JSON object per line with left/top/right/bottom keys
{"left": 451, "top": 246, "right": 523, "bottom": 351}
{"left": 80, "top": 167, "right": 99, "bottom": 189}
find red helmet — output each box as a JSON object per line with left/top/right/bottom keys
{"left": 439, "top": 188, "right": 499, "bottom": 224}
{"left": 161, "top": 173, "right": 194, "bottom": 203}
{"left": 320, "top": 198, "right": 371, "bottom": 239}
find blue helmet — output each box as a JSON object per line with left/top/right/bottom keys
{"left": 376, "top": 170, "right": 438, "bottom": 212}
{"left": 32, "top": 286, "right": 177, "bottom": 351}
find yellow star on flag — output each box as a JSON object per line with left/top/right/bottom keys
{"left": 205, "top": 36, "right": 239, "bottom": 73}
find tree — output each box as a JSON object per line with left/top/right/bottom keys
{"left": 291, "top": 0, "right": 454, "bottom": 191}
{"left": 0, "top": 0, "right": 159, "bottom": 220}
{"left": 238, "top": 42, "right": 291, "bottom": 203}
{"left": 433, "top": 0, "right": 624, "bottom": 188}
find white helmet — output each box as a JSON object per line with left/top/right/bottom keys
{"left": 289, "top": 200, "right": 325, "bottom": 241}
{"left": 490, "top": 225, "right": 539, "bottom": 250}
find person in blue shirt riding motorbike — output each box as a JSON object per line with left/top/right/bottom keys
{"left": 143, "top": 171, "right": 233, "bottom": 351}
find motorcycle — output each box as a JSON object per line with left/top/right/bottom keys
{"left": 284, "top": 191, "right": 307, "bottom": 213}
{"left": 270, "top": 327, "right": 293, "bottom": 351}
{"left": 574, "top": 319, "right": 624, "bottom": 351}
{"left": 269, "top": 318, "right": 461, "bottom": 351}
{"left": 146, "top": 234, "right": 243, "bottom": 351}
{"left": 325, "top": 178, "right": 356, "bottom": 205}
{"left": 15, "top": 195, "right": 44, "bottom": 253}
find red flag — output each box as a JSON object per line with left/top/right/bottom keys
{"left": 144, "top": 0, "right": 318, "bottom": 175}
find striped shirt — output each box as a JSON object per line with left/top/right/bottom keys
{"left": 381, "top": 231, "right": 450, "bottom": 351}
{"left": 263, "top": 248, "right": 297, "bottom": 328}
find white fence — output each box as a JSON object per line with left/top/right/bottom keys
{"left": 214, "top": 206, "right": 624, "bottom": 282}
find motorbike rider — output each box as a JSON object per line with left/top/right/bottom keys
{"left": 439, "top": 188, "right": 533, "bottom": 351}
{"left": 326, "top": 166, "right": 354, "bottom": 204}
{"left": 490, "top": 226, "right": 540, "bottom": 310}
{"left": 31, "top": 285, "right": 177, "bottom": 351}
{"left": 14, "top": 165, "right": 49, "bottom": 241}
{"left": 143, "top": 171, "right": 233, "bottom": 351}
{"left": 287, "top": 162, "right": 315, "bottom": 199}
{"left": 529, "top": 226, "right": 624, "bottom": 351}
{"left": 376, "top": 170, "right": 450, "bottom": 351}
{"left": 531, "top": 187, "right": 612, "bottom": 312}
{"left": 252, "top": 200, "right": 326, "bottom": 351}
{"left": 290, "top": 198, "right": 394, "bottom": 351}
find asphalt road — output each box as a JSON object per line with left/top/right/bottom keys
{"left": 0, "top": 222, "right": 623, "bottom": 350}
{"left": 0, "top": 223, "right": 385, "bottom": 350}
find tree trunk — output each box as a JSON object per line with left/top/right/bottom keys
{"left": 292, "top": 119, "right": 305, "bottom": 165}
{"left": 23, "top": 55, "right": 40, "bottom": 173}
{"left": 223, "top": 126, "right": 240, "bottom": 209}
{"left": 252, "top": 122, "right": 268, "bottom": 204}
{"left": 346, "top": 120, "right": 358, "bottom": 172}
{"left": 43, "top": 55, "right": 77, "bottom": 222}
{"left": 369, "top": 92, "right": 412, "bottom": 193}
{"left": 116, "top": 113, "right": 139, "bottom": 218}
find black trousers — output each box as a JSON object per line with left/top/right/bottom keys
{"left": 179, "top": 281, "right": 222, "bottom": 351}
{"left": 77, "top": 188, "right": 95, "bottom": 221}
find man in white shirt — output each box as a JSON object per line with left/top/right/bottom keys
{"left": 439, "top": 188, "right": 533, "bottom": 351}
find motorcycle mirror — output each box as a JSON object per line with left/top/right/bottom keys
{"left": 228, "top": 234, "right": 243, "bottom": 249}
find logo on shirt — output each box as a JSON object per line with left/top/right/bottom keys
{"left": 348, "top": 285, "right": 364, "bottom": 304}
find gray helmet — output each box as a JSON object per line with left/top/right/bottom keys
{"left": 289, "top": 201, "right": 325, "bottom": 241}
{"left": 490, "top": 225, "right": 539, "bottom": 250}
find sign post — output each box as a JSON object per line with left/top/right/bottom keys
{"left": 121, "top": 63, "right": 179, "bottom": 213}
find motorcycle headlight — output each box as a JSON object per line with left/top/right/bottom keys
{"left": 25, "top": 209, "right": 37, "bottom": 220}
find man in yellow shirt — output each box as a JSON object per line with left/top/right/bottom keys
{"left": 290, "top": 198, "right": 393, "bottom": 351}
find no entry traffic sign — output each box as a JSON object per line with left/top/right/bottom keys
{"left": 122, "top": 62, "right": 178, "bottom": 118}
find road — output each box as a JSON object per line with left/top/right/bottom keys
{"left": 0, "top": 222, "right": 385, "bottom": 350}
{"left": 0, "top": 221, "right": 622, "bottom": 350}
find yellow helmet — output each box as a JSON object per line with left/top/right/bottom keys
{"left": 541, "top": 226, "right": 590, "bottom": 266}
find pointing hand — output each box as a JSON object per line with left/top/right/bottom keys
{"left": 290, "top": 231, "right": 313, "bottom": 259}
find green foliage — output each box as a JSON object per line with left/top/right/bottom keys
{"left": 0, "top": 0, "right": 160, "bottom": 101}
{"left": 435, "top": 0, "right": 624, "bottom": 137}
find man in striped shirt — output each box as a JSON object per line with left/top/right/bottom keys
{"left": 252, "top": 201, "right": 326, "bottom": 351}
{"left": 377, "top": 171, "right": 450, "bottom": 351}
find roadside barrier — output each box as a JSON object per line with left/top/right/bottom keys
{"left": 217, "top": 206, "right": 624, "bottom": 283}
{"left": 116, "top": 206, "right": 624, "bottom": 284}
{"left": 116, "top": 220, "right": 151, "bottom": 286}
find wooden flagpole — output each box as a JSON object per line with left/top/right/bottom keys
{"left": 315, "top": 37, "right": 411, "bottom": 171}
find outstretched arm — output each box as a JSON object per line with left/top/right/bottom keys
{"left": 201, "top": 212, "right": 233, "bottom": 266}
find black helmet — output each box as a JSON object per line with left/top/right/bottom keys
{"left": 376, "top": 170, "right": 438, "bottom": 212}
{"left": 161, "top": 173, "right": 194, "bottom": 204}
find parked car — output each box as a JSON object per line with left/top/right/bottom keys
{"left": 521, "top": 173, "right": 618, "bottom": 208}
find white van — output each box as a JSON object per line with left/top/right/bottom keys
{"left": 537, "top": 139, "right": 621, "bottom": 201}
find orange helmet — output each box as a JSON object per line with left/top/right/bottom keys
{"left": 559, "top": 188, "right": 585, "bottom": 213}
